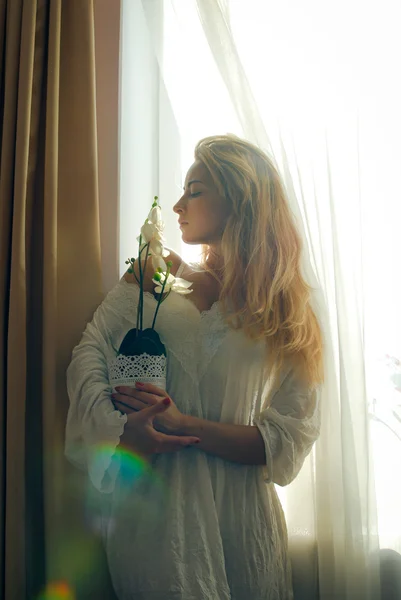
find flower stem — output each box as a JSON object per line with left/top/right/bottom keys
{"left": 136, "top": 238, "right": 152, "bottom": 334}
{"left": 151, "top": 265, "right": 171, "bottom": 329}
{"left": 137, "top": 235, "right": 143, "bottom": 336}
{"left": 142, "top": 243, "right": 151, "bottom": 331}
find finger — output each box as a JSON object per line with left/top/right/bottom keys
{"left": 114, "top": 385, "right": 137, "bottom": 397}
{"left": 112, "top": 393, "right": 148, "bottom": 411}
{"left": 158, "top": 433, "right": 201, "bottom": 452}
{"left": 113, "top": 399, "right": 137, "bottom": 414}
{"left": 139, "top": 397, "right": 171, "bottom": 420}
{"left": 128, "top": 390, "right": 159, "bottom": 405}
{"left": 115, "top": 386, "right": 161, "bottom": 405}
{"left": 112, "top": 399, "right": 123, "bottom": 414}
{"left": 165, "top": 435, "right": 201, "bottom": 446}
{"left": 134, "top": 382, "right": 167, "bottom": 397}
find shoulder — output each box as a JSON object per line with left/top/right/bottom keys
{"left": 165, "top": 247, "right": 184, "bottom": 275}
{"left": 122, "top": 247, "right": 184, "bottom": 292}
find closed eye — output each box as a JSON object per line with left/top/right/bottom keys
{"left": 190, "top": 192, "right": 202, "bottom": 198}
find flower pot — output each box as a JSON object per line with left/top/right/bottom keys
{"left": 108, "top": 328, "right": 167, "bottom": 393}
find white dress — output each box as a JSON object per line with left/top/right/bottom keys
{"left": 65, "top": 261, "right": 321, "bottom": 600}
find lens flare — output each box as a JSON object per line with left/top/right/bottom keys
{"left": 91, "top": 442, "right": 169, "bottom": 489}
{"left": 65, "top": 443, "right": 170, "bottom": 547}
{"left": 91, "top": 442, "right": 150, "bottom": 486}
{"left": 37, "top": 449, "right": 169, "bottom": 600}
{"left": 86, "top": 443, "right": 169, "bottom": 527}
{"left": 38, "top": 581, "right": 75, "bottom": 600}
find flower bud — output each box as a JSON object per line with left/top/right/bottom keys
{"left": 153, "top": 272, "right": 161, "bottom": 281}
{"left": 166, "top": 261, "right": 173, "bottom": 268}
{"left": 127, "top": 267, "right": 133, "bottom": 274}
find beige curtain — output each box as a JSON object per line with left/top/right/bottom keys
{"left": 0, "top": 1, "right": 117, "bottom": 598}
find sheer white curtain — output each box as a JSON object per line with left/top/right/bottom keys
{"left": 119, "top": 0, "right": 183, "bottom": 278}
{"left": 121, "top": 1, "right": 401, "bottom": 597}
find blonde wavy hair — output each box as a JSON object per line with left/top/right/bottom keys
{"left": 194, "top": 134, "right": 324, "bottom": 391}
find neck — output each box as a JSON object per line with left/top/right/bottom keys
{"left": 206, "top": 246, "right": 224, "bottom": 280}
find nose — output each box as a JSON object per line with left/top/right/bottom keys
{"left": 173, "top": 196, "right": 185, "bottom": 214}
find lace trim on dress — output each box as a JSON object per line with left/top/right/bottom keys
{"left": 198, "top": 305, "right": 230, "bottom": 380}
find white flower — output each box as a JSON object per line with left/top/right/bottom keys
{"left": 147, "top": 205, "right": 164, "bottom": 232}
{"left": 137, "top": 221, "right": 169, "bottom": 257}
{"left": 151, "top": 256, "right": 193, "bottom": 295}
{"left": 151, "top": 255, "right": 168, "bottom": 272}
{"left": 153, "top": 273, "right": 193, "bottom": 295}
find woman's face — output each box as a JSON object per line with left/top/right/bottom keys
{"left": 173, "top": 161, "right": 231, "bottom": 246}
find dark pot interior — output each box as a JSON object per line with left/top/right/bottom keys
{"left": 118, "top": 328, "right": 166, "bottom": 357}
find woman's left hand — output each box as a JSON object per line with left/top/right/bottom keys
{"left": 112, "top": 382, "right": 185, "bottom": 435}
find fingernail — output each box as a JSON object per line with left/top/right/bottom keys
{"left": 162, "top": 397, "right": 171, "bottom": 406}
{"left": 136, "top": 382, "right": 144, "bottom": 387}
{"left": 193, "top": 440, "right": 200, "bottom": 444}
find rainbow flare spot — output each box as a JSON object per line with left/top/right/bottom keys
{"left": 88, "top": 443, "right": 169, "bottom": 523}
{"left": 89, "top": 442, "right": 168, "bottom": 502}
{"left": 92, "top": 442, "right": 151, "bottom": 485}
{"left": 38, "top": 581, "right": 75, "bottom": 600}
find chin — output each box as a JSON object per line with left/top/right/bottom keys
{"left": 180, "top": 228, "right": 210, "bottom": 246}
{"left": 180, "top": 231, "right": 196, "bottom": 244}
{"left": 181, "top": 237, "right": 201, "bottom": 246}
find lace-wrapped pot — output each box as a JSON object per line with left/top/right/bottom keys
{"left": 108, "top": 327, "right": 167, "bottom": 393}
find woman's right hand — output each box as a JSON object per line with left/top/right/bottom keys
{"left": 119, "top": 398, "right": 200, "bottom": 458}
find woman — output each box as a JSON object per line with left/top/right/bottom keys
{"left": 65, "top": 134, "right": 324, "bottom": 600}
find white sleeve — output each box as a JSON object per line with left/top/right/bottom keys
{"left": 65, "top": 283, "right": 129, "bottom": 494}
{"left": 253, "top": 368, "right": 321, "bottom": 486}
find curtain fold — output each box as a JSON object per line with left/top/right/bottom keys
{"left": 138, "top": 0, "right": 393, "bottom": 597}
{"left": 0, "top": 0, "right": 117, "bottom": 597}
{"left": 191, "top": 3, "right": 382, "bottom": 597}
